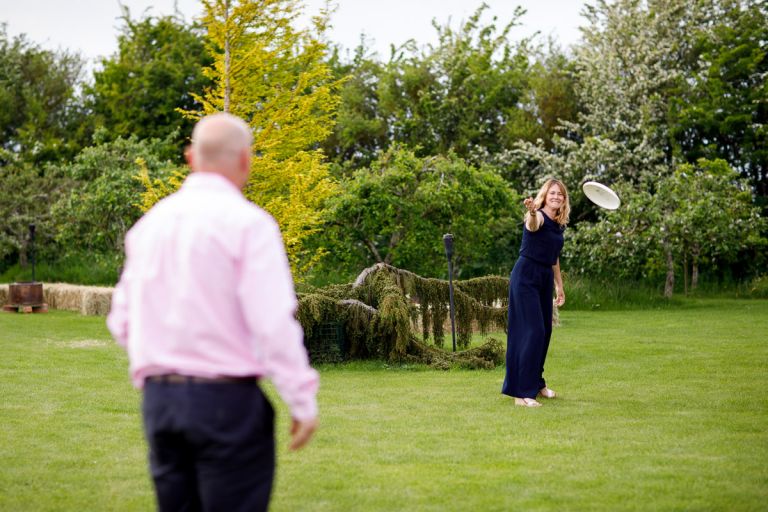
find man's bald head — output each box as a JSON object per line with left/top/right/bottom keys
{"left": 188, "top": 113, "right": 253, "bottom": 188}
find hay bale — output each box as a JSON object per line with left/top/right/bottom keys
{"left": 80, "top": 286, "right": 113, "bottom": 316}
{"left": 42, "top": 283, "right": 114, "bottom": 316}
{"left": 0, "top": 282, "right": 114, "bottom": 315}
{"left": 44, "top": 283, "right": 83, "bottom": 312}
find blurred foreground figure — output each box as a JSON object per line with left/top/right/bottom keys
{"left": 108, "top": 112, "right": 319, "bottom": 512}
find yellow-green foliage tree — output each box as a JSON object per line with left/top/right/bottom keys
{"left": 137, "top": 0, "right": 343, "bottom": 275}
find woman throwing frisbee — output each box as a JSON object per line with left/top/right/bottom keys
{"left": 502, "top": 178, "right": 569, "bottom": 407}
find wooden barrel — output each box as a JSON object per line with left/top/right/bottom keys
{"left": 8, "top": 282, "right": 44, "bottom": 306}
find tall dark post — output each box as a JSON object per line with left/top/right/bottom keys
{"left": 443, "top": 233, "right": 457, "bottom": 352}
{"left": 29, "top": 223, "right": 36, "bottom": 283}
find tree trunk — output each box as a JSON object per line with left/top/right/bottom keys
{"left": 692, "top": 261, "right": 699, "bottom": 290}
{"left": 17, "top": 231, "right": 29, "bottom": 268}
{"left": 663, "top": 239, "right": 674, "bottom": 298}
{"left": 363, "top": 239, "right": 383, "bottom": 263}
{"left": 691, "top": 243, "right": 700, "bottom": 291}
{"left": 223, "top": 0, "right": 231, "bottom": 112}
{"left": 683, "top": 253, "right": 688, "bottom": 295}
{"left": 18, "top": 246, "right": 28, "bottom": 268}
{"left": 384, "top": 231, "right": 401, "bottom": 265}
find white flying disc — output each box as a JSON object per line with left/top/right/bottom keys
{"left": 582, "top": 181, "right": 620, "bottom": 210}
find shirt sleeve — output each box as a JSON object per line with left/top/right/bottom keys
{"left": 107, "top": 271, "right": 130, "bottom": 348}
{"left": 237, "top": 217, "right": 319, "bottom": 421}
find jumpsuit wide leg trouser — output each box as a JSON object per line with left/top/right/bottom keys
{"left": 502, "top": 256, "right": 554, "bottom": 400}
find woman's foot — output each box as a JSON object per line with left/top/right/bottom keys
{"left": 514, "top": 397, "right": 542, "bottom": 407}
{"left": 538, "top": 387, "right": 557, "bottom": 399}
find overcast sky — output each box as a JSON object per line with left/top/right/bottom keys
{"left": 1, "top": 0, "right": 588, "bottom": 65}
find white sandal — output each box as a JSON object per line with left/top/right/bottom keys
{"left": 538, "top": 387, "right": 557, "bottom": 399}
{"left": 514, "top": 397, "right": 542, "bottom": 407}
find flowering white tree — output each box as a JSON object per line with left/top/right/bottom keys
{"left": 512, "top": 0, "right": 708, "bottom": 197}
{"left": 518, "top": 0, "right": 767, "bottom": 293}
{"left": 565, "top": 159, "right": 766, "bottom": 297}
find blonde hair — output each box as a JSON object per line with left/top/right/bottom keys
{"left": 532, "top": 178, "right": 570, "bottom": 226}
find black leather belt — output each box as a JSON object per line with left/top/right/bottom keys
{"left": 146, "top": 374, "right": 259, "bottom": 384}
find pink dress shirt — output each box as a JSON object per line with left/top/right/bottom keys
{"left": 107, "top": 172, "right": 319, "bottom": 420}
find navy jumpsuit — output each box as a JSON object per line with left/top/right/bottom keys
{"left": 502, "top": 211, "right": 564, "bottom": 400}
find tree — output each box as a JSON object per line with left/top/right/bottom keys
{"left": 322, "top": 147, "right": 521, "bottom": 279}
{"left": 574, "top": 0, "right": 696, "bottom": 172}
{"left": 51, "top": 130, "right": 181, "bottom": 256}
{"left": 468, "top": 41, "right": 582, "bottom": 194}
{"left": 0, "top": 26, "right": 88, "bottom": 271}
{"left": 511, "top": 0, "right": 716, "bottom": 215}
{"left": 669, "top": 0, "right": 768, "bottom": 198}
{"left": 414, "top": 5, "right": 535, "bottom": 157}
{"left": 524, "top": 42, "right": 581, "bottom": 150}
{"left": 505, "top": 0, "right": 768, "bottom": 216}
{"left": 0, "top": 150, "right": 64, "bottom": 270}
{"left": 87, "top": 10, "right": 212, "bottom": 157}
{"left": 141, "top": 0, "right": 344, "bottom": 276}
{"left": 658, "top": 159, "right": 766, "bottom": 292}
{"left": 0, "top": 25, "right": 86, "bottom": 165}
{"left": 561, "top": 182, "right": 657, "bottom": 282}
{"left": 321, "top": 43, "right": 390, "bottom": 171}
{"left": 323, "top": 5, "right": 540, "bottom": 172}
{"left": 565, "top": 160, "right": 766, "bottom": 297}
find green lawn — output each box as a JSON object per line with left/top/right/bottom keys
{"left": 1, "top": 300, "right": 766, "bottom": 511}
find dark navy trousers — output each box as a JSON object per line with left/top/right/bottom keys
{"left": 142, "top": 379, "right": 275, "bottom": 512}
{"left": 502, "top": 256, "right": 554, "bottom": 399}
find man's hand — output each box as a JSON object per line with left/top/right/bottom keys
{"left": 289, "top": 417, "right": 318, "bottom": 451}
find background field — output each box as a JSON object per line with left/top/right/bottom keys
{"left": 1, "top": 299, "right": 766, "bottom": 511}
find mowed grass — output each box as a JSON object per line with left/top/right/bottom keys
{"left": 1, "top": 300, "right": 766, "bottom": 511}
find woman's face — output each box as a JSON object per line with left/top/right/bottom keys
{"left": 545, "top": 183, "right": 565, "bottom": 210}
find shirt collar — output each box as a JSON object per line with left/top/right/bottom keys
{"left": 182, "top": 171, "right": 243, "bottom": 196}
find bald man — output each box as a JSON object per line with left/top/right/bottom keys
{"left": 108, "top": 113, "right": 319, "bottom": 512}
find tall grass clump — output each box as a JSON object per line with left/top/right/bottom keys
{"left": 745, "top": 275, "right": 768, "bottom": 298}
{"left": 563, "top": 274, "right": 768, "bottom": 309}
{"left": 564, "top": 275, "right": 681, "bottom": 310}
{"left": 688, "top": 274, "right": 768, "bottom": 299}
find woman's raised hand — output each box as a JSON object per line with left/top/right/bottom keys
{"left": 523, "top": 197, "right": 536, "bottom": 214}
